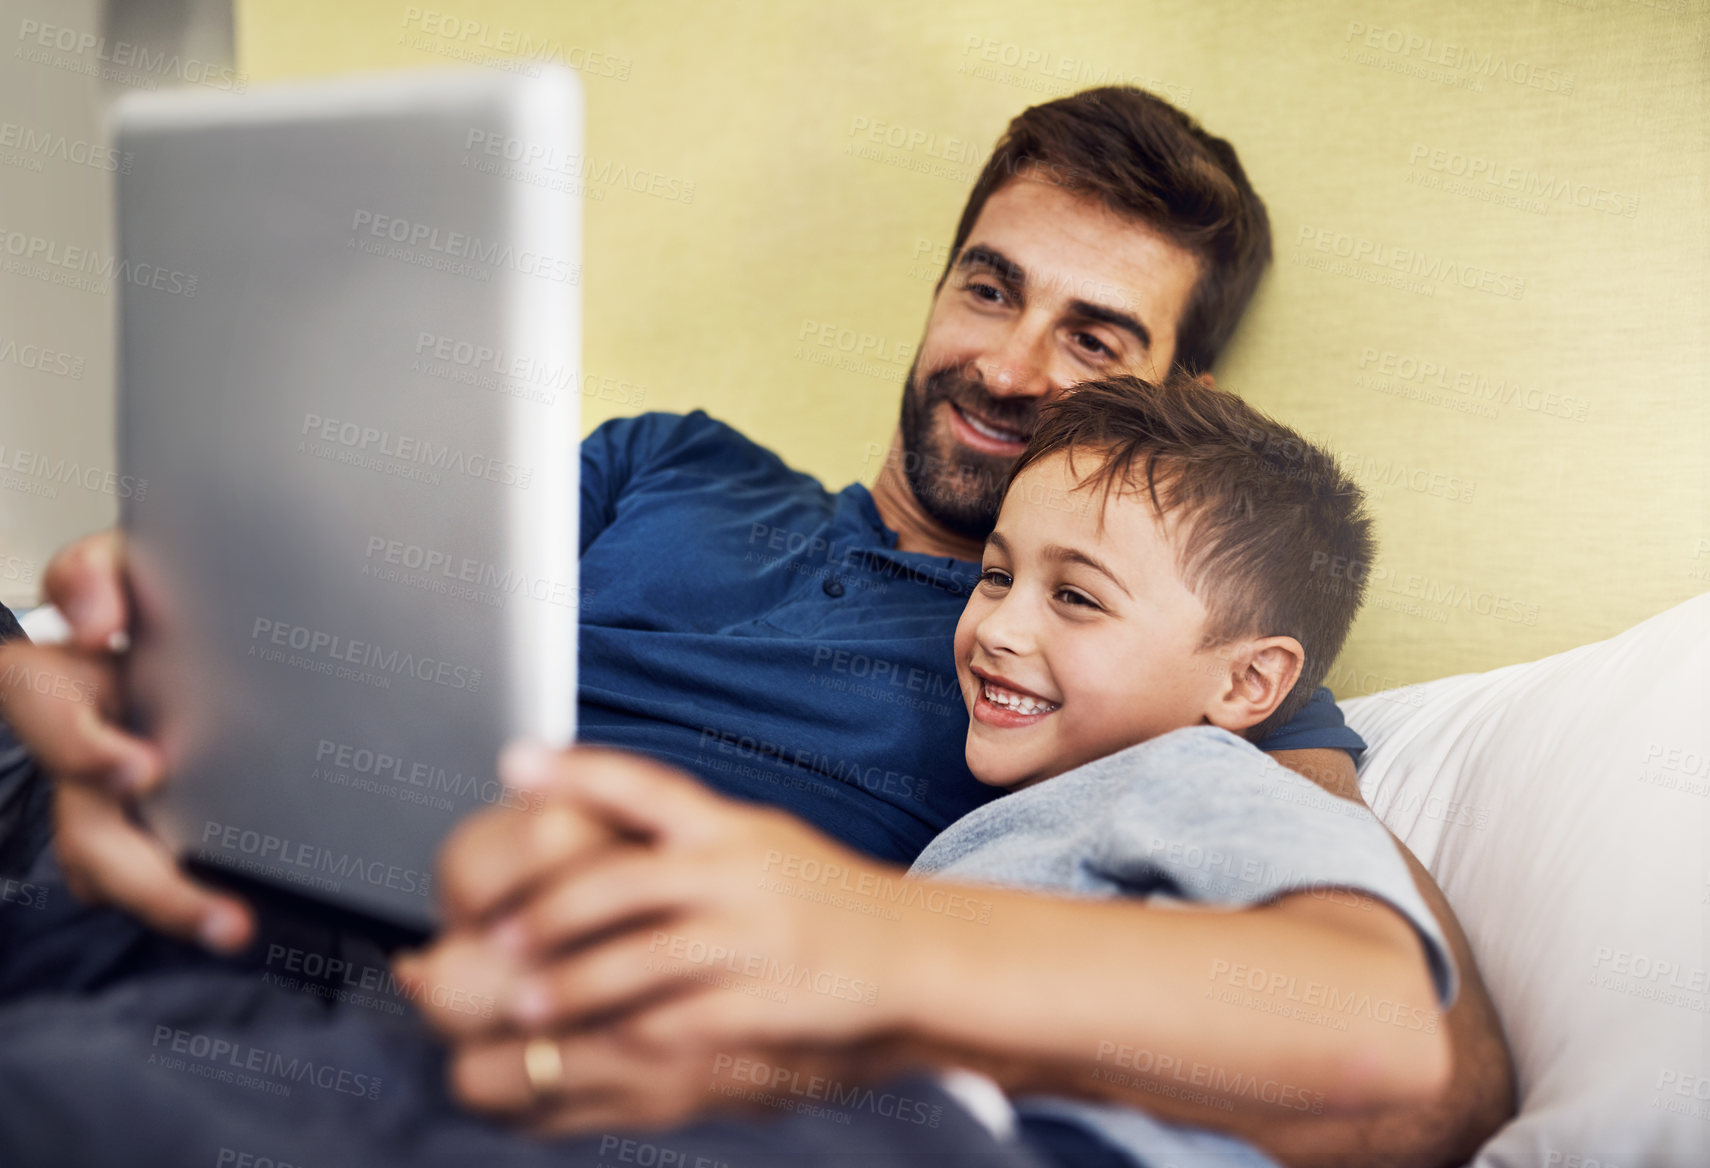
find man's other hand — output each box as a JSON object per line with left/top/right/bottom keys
{"left": 0, "top": 530, "right": 252, "bottom": 951}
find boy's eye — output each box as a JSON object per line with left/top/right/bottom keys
{"left": 1055, "top": 587, "right": 1100, "bottom": 609}
{"left": 978, "top": 567, "right": 1012, "bottom": 589}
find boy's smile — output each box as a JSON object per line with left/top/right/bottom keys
{"left": 970, "top": 664, "right": 1061, "bottom": 724}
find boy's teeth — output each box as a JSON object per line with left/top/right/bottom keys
{"left": 982, "top": 683, "right": 1058, "bottom": 715}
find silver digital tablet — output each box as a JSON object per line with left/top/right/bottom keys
{"left": 113, "top": 67, "right": 581, "bottom": 936}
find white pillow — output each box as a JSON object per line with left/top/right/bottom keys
{"left": 1343, "top": 593, "right": 1708, "bottom": 1168}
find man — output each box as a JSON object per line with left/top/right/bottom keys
{"left": 0, "top": 86, "right": 1513, "bottom": 1167}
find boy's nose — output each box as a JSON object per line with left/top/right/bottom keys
{"left": 974, "top": 598, "right": 1036, "bottom": 658}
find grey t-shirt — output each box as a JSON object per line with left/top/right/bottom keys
{"left": 909, "top": 724, "right": 1458, "bottom": 1168}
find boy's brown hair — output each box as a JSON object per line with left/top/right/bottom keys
{"left": 943, "top": 86, "right": 1272, "bottom": 377}
{"left": 1005, "top": 374, "right": 1375, "bottom": 741}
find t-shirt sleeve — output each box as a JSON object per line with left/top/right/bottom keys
{"left": 578, "top": 411, "right": 700, "bottom": 553}
{"left": 0, "top": 602, "right": 23, "bottom": 646}
{"left": 0, "top": 601, "right": 51, "bottom": 879}
{"left": 1087, "top": 726, "right": 1457, "bottom": 1009}
{"left": 1254, "top": 685, "right": 1366, "bottom": 762}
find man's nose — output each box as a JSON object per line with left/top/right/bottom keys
{"left": 972, "top": 315, "right": 1054, "bottom": 401}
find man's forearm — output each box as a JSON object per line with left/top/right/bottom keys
{"left": 872, "top": 882, "right": 1449, "bottom": 1137}
{"left": 964, "top": 844, "right": 1515, "bottom": 1168}
{"left": 873, "top": 748, "right": 1517, "bottom": 1168}
{"left": 1282, "top": 837, "right": 1515, "bottom": 1168}
{"left": 1230, "top": 749, "right": 1518, "bottom": 1167}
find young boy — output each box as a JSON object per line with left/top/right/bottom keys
{"left": 900, "top": 373, "right": 1457, "bottom": 1165}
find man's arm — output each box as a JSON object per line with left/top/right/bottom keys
{"left": 873, "top": 750, "right": 1512, "bottom": 1168}
{"left": 1235, "top": 747, "right": 1517, "bottom": 1167}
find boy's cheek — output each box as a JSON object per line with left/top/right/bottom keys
{"left": 948, "top": 653, "right": 973, "bottom": 714}
{"left": 951, "top": 604, "right": 983, "bottom": 685}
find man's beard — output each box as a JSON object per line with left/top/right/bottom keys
{"left": 895, "top": 358, "right": 1039, "bottom": 541}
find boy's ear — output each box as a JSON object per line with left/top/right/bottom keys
{"left": 1203, "top": 636, "right": 1305, "bottom": 733}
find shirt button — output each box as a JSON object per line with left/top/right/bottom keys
{"left": 822, "top": 578, "right": 846, "bottom": 598}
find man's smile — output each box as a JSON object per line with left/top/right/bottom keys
{"left": 947, "top": 401, "right": 1031, "bottom": 455}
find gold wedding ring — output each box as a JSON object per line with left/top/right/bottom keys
{"left": 522, "top": 1036, "right": 565, "bottom": 1098}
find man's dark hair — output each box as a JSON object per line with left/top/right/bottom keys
{"left": 1006, "top": 374, "right": 1374, "bottom": 741}
{"left": 944, "top": 87, "right": 1271, "bottom": 377}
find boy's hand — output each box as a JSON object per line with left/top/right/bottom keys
{"left": 0, "top": 530, "right": 253, "bottom": 951}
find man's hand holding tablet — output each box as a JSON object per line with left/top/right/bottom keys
{"left": 0, "top": 531, "right": 251, "bottom": 951}
{"left": 402, "top": 745, "right": 920, "bottom": 1135}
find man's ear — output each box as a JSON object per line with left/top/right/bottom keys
{"left": 1191, "top": 370, "right": 1216, "bottom": 392}
{"left": 1203, "top": 636, "right": 1305, "bottom": 733}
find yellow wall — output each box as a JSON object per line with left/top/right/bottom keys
{"left": 235, "top": 0, "right": 1707, "bottom": 694}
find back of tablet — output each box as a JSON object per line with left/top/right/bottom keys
{"left": 114, "top": 68, "right": 580, "bottom": 934}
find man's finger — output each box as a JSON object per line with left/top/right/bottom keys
{"left": 448, "top": 1035, "right": 572, "bottom": 1117}
{"left": 437, "top": 800, "right": 619, "bottom": 925}
{"left": 53, "top": 784, "right": 251, "bottom": 951}
{"left": 496, "top": 849, "right": 705, "bottom": 961}
{"left": 42, "top": 530, "right": 129, "bottom": 653}
{"left": 448, "top": 1029, "right": 711, "bottom": 1122}
{"left": 501, "top": 744, "right": 733, "bottom": 847}
{"left": 622, "top": 976, "right": 779, "bottom": 1050}
{"left": 504, "top": 924, "right": 699, "bottom": 1030}
{"left": 0, "top": 642, "right": 163, "bottom": 795}
{"left": 526, "top": 1036, "right": 724, "bottom": 1135}
{"left": 398, "top": 931, "right": 526, "bottom": 1041}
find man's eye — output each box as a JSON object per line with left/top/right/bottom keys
{"left": 963, "top": 279, "right": 1007, "bottom": 305}
{"left": 1072, "top": 332, "right": 1113, "bottom": 358}
{"left": 979, "top": 567, "right": 1012, "bottom": 588}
